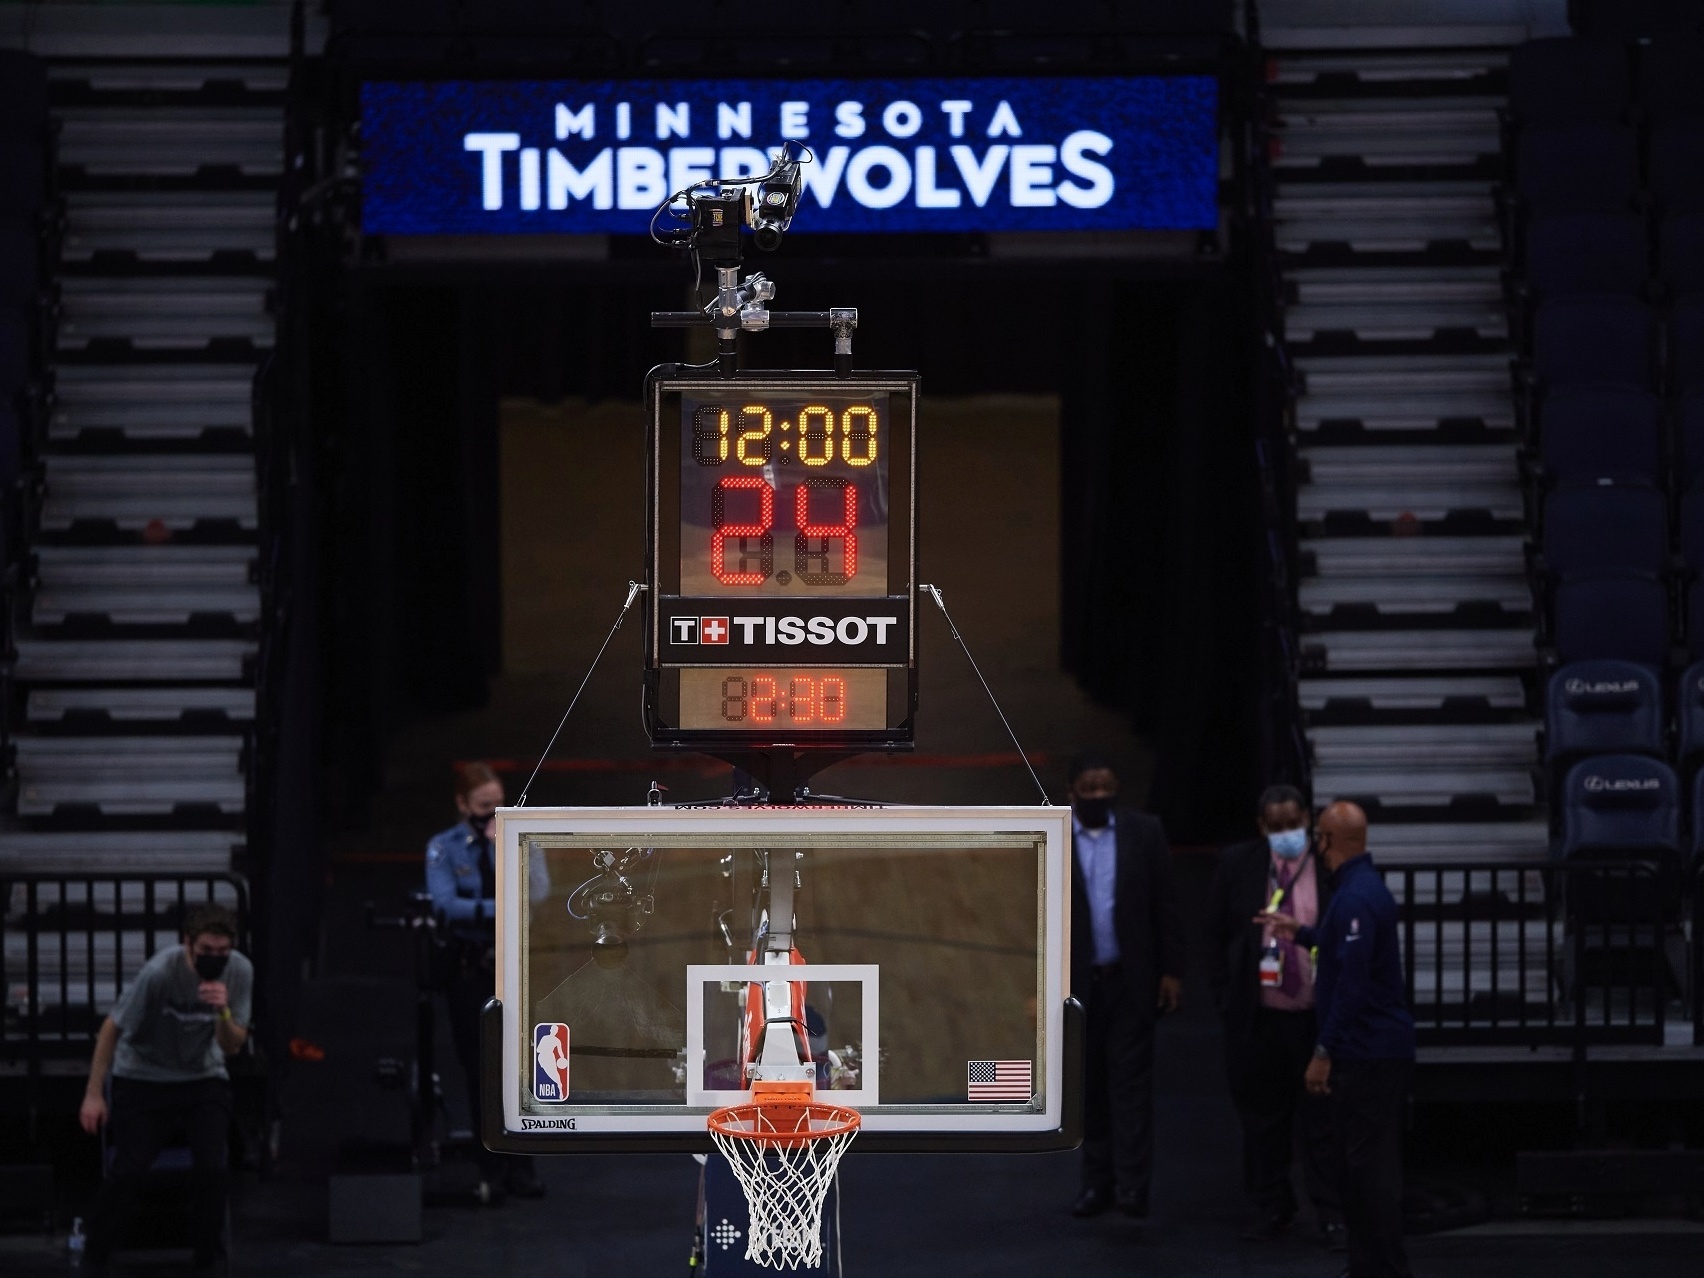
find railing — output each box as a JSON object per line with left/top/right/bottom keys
{"left": 2, "top": 873, "right": 251, "bottom": 1133}
{"left": 1384, "top": 860, "right": 1670, "bottom": 1049}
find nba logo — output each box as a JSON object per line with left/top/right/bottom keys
{"left": 533, "top": 1023, "right": 569, "bottom": 1102}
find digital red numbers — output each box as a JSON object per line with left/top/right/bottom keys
{"left": 794, "top": 478, "right": 858, "bottom": 585}
{"left": 710, "top": 477, "right": 774, "bottom": 585}
{"left": 719, "top": 674, "right": 849, "bottom": 725}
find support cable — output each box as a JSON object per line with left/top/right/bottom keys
{"left": 516, "top": 581, "right": 645, "bottom": 807}
{"left": 920, "top": 584, "right": 1051, "bottom": 806}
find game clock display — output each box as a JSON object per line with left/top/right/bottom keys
{"left": 645, "top": 371, "right": 918, "bottom": 748}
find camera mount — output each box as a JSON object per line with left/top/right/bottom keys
{"left": 648, "top": 144, "right": 857, "bottom": 379}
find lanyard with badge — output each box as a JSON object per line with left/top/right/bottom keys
{"left": 1260, "top": 848, "right": 1317, "bottom": 989}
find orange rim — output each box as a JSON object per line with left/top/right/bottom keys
{"left": 708, "top": 1100, "right": 861, "bottom": 1148}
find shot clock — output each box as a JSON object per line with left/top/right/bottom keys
{"left": 644, "top": 369, "right": 919, "bottom": 749}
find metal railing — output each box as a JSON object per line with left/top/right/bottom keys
{"left": 2, "top": 873, "right": 251, "bottom": 1129}
{"left": 1384, "top": 860, "right": 1670, "bottom": 1049}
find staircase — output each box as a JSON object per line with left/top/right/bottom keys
{"left": 1265, "top": 37, "right": 1547, "bottom": 867}
{"left": 0, "top": 59, "right": 282, "bottom": 874}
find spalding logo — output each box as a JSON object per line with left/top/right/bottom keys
{"left": 1583, "top": 775, "right": 1660, "bottom": 792}
{"left": 1564, "top": 678, "right": 1642, "bottom": 696}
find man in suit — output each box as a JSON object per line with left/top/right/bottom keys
{"left": 1208, "top": 784, "right": 1343, "bottom": 1247}
{"left": 1068, "top": 752, "right": 1185, "bottom": 1220}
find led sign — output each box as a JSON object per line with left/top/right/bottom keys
{"left": 361, "top": 75, "right": 1218, "bottom": 235}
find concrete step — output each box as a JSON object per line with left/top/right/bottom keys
{"left": 13, "top": 638, "right": 254, "bottom": 683}
{"left": 1313, "top": 763, "right": 1535, "bottom": 808}
{"left": 14, "top": 736, "right": 245, "bottom": 816}
{"left": 0, "top": 829, "right": 240, "bottom": 874}
{"left": 1273, "top": 182, "right": 1500, "bottom": 255}
{"left": 1273, "top": 99, "right": 1501, "bottom": 167}
{"left": 62, "top": 191, "right": 275, "bottom": 262}
{"left": 1302, "top": 535, "right": 1525, "bottom": 577}
{"left": 41, "top": 455, "right": 256, "bottom": 531}
{"left": 57, "top": 277, "right": 272, "bottom": 350}
{"left": 1299, "top": 675, "right": 1530, "bottom": 712}
{"left": 1271, "top": 49, "right": 1507, "bottom": 86}
{"left": 1312, "top": 722, "right": 1538, "bottom": 766}
{"left": 33, "top": 545, "right": 258, "bottom": 625}
{"left": 1286, "top": 266, "right": 1508, "bottom": 340}
{"left": 55, "top": 105, "right": 283, "bottom": 176}
{"left": 1296, "top": 352, "right": 1513, "bottom": 432}
{"left": 51, "top": 364, "right": 253, "bottom": 441}
{"left": 1370, "top": 820, "right": 1551, "bottom": 865}
{"left": 1299, "top": 573, "right": 1531, "bottom": 615}
{"left": 1305, "top": 628, "right": 1535, "bottom": 672}
{"left": 26, "top": 686, "right": 254, "bottom": 725}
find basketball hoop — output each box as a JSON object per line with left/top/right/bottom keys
{"left": 707, "top": 1081, "right": 860, "bottom": 1270}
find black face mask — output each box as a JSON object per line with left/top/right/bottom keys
{"left": 1073, "top": 797, "right": 1112, "bottom": 829}
{"left": 467, "top": 812, "right": 494, "bottom": 838}
{"left": 194, "top": 953, "right": 229, "bottom": 981}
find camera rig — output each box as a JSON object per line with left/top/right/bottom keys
{"left": 649, "top": 142, "right": 858, "bottom": 379}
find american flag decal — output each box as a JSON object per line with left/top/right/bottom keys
{"left": 967, "top": 1059, "right": 1033, "bottom": 1102}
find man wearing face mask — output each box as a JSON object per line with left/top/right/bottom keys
{"left": 1208, "top": 784, "right": 1343, "bottom": 1248}
{"left": 426, "top": 761, "right": 550, "bottom": 1204}
{"left": 78, "top": 901, "right": 252, "bottom": 1275}
{"left": 1066, "top": 752, "right": 1185, "bottom": 1222}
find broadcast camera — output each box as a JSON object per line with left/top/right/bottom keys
{"left": 652, "top": 142, "right": 806, "bottom": 267}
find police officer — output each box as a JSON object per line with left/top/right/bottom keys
{"left": 1263, "top": 801, "right": 1415, "bottom": 1278}
{"left": 426, "top": 761, "right": 550, "bottom": 1203}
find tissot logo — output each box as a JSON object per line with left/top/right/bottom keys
{"left": 671, "top": 614, "right": 899, "bottom": 646}
{"left": 1583, "top": 775, "right": 1660, "bottom": 792}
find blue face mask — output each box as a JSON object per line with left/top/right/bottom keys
{"left": 1267, "top": 828, "right": 1308, "bottom": 860}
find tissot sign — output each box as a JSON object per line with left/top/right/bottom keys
{"left": 360, "top": 76, "right": 1218, "bottom": 235}
{"left": 657, "top": 596, "right": 909, "bottom": 666}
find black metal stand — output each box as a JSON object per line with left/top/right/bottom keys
{"left": 652, "top": 265, "right": 858, "bottom": 377}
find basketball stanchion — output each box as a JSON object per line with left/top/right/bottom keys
{"left": 707, "top": 1081, "right": 859, "bottom": 1270}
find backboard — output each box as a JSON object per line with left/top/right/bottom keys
{"left": 481, "top": 805, "right": 1080, "bottom": 1153}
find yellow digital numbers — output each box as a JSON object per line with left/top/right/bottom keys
{"left": 735, "top": 405, "right": 773, "bottom": 466}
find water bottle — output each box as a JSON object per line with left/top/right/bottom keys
{"left": 1259, "top": 938, "right": 1282, "bottom": 989}
{"left": 67, "top": 1218, "right": 85, "bottom": 1268}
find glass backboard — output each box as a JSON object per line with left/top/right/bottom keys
{"left": 484, "top": 805, "right": 1078, "bottom": 1153}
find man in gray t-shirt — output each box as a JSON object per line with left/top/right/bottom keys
{"left": 79, "top": 902, "right": 252, "bottom": 1273}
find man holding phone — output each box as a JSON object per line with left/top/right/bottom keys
{"left": 79, "top": 901, "right": 253, "bottom": 1275}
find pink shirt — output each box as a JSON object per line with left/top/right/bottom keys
{"left": 1260, "top": 853, "right": 1320, "bottom": 1011}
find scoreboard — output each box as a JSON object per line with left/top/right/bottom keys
{"left": 643, "top": 369, "right": 919, "bottom": 750}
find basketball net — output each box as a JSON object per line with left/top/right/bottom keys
{"left": 708, "top": 1081, "right": 859, "bottom": 1270}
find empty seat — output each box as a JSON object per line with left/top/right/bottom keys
{"left": 1573, "top": 0, "right": 1703, "bottom": 39}
{"left": 1640, "top": 37, "right": 1704, "bottom": 122}
{"left": 1514, "top": 122, "right": 1640, "bottom": 213}
{"left": 1558, "top": 753, "right": 1680, "bottom": 859}
{"left": 1524, "top": 211, "right": 1648, "bottom": 301}
{"left": 1554, "top": 574, "right": 1671, "bottom": 667}
{"left": 1545, "top": 661, "right": 1665, "bottom": 772}
{"left": 1508, "top": 38, "right": 1632, "bottom": 125}
{"left": 1543, "top": 480, "right": 1668, "bottom": 577}
{"left": 1679, "top": 489, "right": 1704, "bottom": 572}
{"left": 1649, "top": 119, "right": 1704, "bottom": 212}
{"left": 1538, "top": 385, "right": 1662, "bottom": 484}
{"left": 1531, "top": 296, "right": 1656, "bottom": 388}
{"left": 1672, "top": 293, "right": 1704, "bottom": 397}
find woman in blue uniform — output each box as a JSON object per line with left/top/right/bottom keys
{"left": 426, "top": 761, "right": 549, "bottom": 1203}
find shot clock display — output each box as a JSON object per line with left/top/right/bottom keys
{"left": 645, "top": 371, "right": 918, "bottom": 747}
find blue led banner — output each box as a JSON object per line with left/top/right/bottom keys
{"left": 360, "top": 76, "right": 1218, "bottom": 235}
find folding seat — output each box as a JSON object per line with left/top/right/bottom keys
{"left": 1671, "top": 293, "right": 1704, "bottom": 397}
{"left": 1508, "top": 38, "right": 1632, "bottom": 126}
{"left": 1545, "top": 661, "right": 1665, "bottom": 779}
{"left": 1554, "top": 574, "right": 1671, "bottom": 667}
{"left": 1559, "top": 754, "right": 1680, "bottom": 859}
{"left": 0, "top": 217, "right": 40, "bottom": 310}
{"left": 1531, "top": 296, "right": 1657, "bottom": 388}
{"left": 1542, "top": 479, "right": 1668, "bottom": 577}
{"left": 1572, "top": 0, "right": 1703, "bottom": 39}
{"left": 1648, "top": 119, "right": 1704, "bottom": 213}
{"left": 1639, "top": 37, "right": 1704, "bottom": 123}
{"left": 1514, "top": 122, "right": 1640, "bottom": 213}
{"left": 1524, "top": 210, "right": 1648, "bottom": 301}
{"left": 1537, "top": 385, "right": 1662, "bottom": 485}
